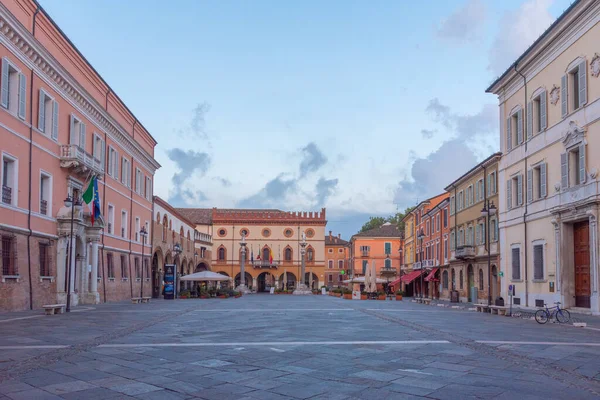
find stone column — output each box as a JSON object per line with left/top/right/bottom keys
{"left": 56, "top": 235, "right": 69, "bottom": 303}
{"left": 551, "top": 218, "right": 562, "bottom": 296}
{"left": 236, "top": 235, "right": 251, "bottom": 294}
{"left": 293, "top": 236, "right": 312, "bottom": 295}
{"left": 587, "top": 211, "right": 599, "bottom": 314}
{"left": 89, "top": 241, "right": 100, "bottom": 303}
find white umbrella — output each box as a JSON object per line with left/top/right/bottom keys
{"left": 369, "top": 260, "right": 378, "bottom": 294}
{"left": 342, "top": 276, "right": 387, "bottom": 284}
{"left": 180, "top": 271, "right": 232, "bottom": 282}
{"left": 364, "top": 262, "right": 374, "bottom": 293}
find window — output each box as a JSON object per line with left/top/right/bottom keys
{"left": 384, "top": 242, "right": 391, "bottom": 255}
{"left": 476, "top": 222, "right": 484, "bottom": 245}
{"left": 121, "top": 210, "right": 127, "bottom": 238}
{"left": 562, "top": 145, "right": 586, "bottom": 189}
{"left": 144, "top": 259, "right": 150, "bottom": 280}
{"left": 338, "top": 260, "right": 344, "bottom": 269}
{"left": 284, "top": 247, "right": 292, "bottom": 261}
{"left": 39, "top": 242, "right": 51, "bottom": 277}
{"left": 107, "top": 205, "right": 114, "bottom": 234}
{"left": 528, "top": 162, "right": 547, "bottom": 202}
{"left": 360, "top": 245, "right": 370, "bottom": 256}
{"left": 1, "top": 235, "right": 17, "bottom": 275}
{"left": 528, "top": 91, "right": 547, "bottom": 138}
{"left": 444, "top": 239, "right": 448, "bottom": 260}
{"left": 467, "top": 226, "right": 473, "bottom": 246}
{"left": 507, "top": 174, "right": 523, "bottom": 210}
{"left": 2, "top": 154, "right": 17, "bottom": 206}
{"left": 1, "top": 57, "right": 26, "bottom": 119}
{"left": 490, "top": 219, "right": 498, "bottom": 242}
{"left": 120, "top": 255, "right": 128, "bottom": 279}
{"left": 511, "top": 246, "right": 521, "bottom": 280}
{"left": 135, "top": 257, "right": 141, "bottom": 280}
{"left": 328, "top": 274, "right": 333, "bottom": 283}
{"left": 426, "top": 220, "right": 430, "bottom": 235}
{"left": 533, "top": 243, "right": 544, "bottom": 280}
{"left": 458, "top": 191, "right": 464, "bottom": 211}
{"left": 362, "top": 260, "right": 367, "bottom": 274}
{"left": 40, "top": 172, "right": 51, "bottom": 216}
{"left": 338, "top": 248, "right": 343, "bottom": 253}
{"left": 307, "top": 248, "right": 314, "bottom": 261}
{"left": 135, "top": 217, "right": 140, "bottom": 242}
{"left": 145, "top": 177, "right": 152, "bottom": 200}
{"left": 506, "top": 108, "right": 523, "bottom": 151}
{"left": 385, "top": 258, "right": 391, "bottom": 269}
{"left": 459, "top": 270, "right": 463, "bottom": 290}
{"left": 436, "top": 214, "right": 440, "bottom": 232}
{"left": 450, "top": 196, "right": 455, "bottom": 215}
{"left": 121, "top": 157, "right": 131, "bottom": 187}
{"left": 479, "top": 269, "right": 484, "bottom": 290}
{"left": 443, "top": 208, "right": 448, "bottom": 227}
{"left": 488, "top": 171, "right": 497, "bottom": 195}
{"left": 107, "top": 253, "right": 114, "bottom": 279}
{"left": 135, "top": 168, "right": 142, "bottom": 195}
{"left": 325, "top": 259, "right": 332, "bottom": 269}
{"left": 93, "top": 134, "right": 105, "bottom": 171}
{"left": 69, "top": 115, "right": 86, "bottom": 149}
{"left": 218, "top": 247, "right": 226, "bottom": 261}
{"left": 466, "top": 185, "right": 473, "bottom": 207}
{"left": 37, "top": 90, "right": 59, "bottom": 139}
{"left": 475, "top": 179, "right": 484, "bottom": 202}
{"left": 108, "top": 147, "right": 119, "bottom": 180}
{"left": 328, "top": 248, "right": 333, "bottom": 254}
{"left": 442, "top": 271, "right": 448, "bottom": 289}
{"left": 562, "top": 60, "right": 586, "bottom": 117}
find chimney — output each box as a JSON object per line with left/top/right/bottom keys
{"left": 338, "top": 233, "right": 341, "bottom": 239}
{"left": 329, "top": 231, "right": 332, "bottom": 241}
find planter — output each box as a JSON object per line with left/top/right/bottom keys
{"left": 343, "top": 294, "right": 352, "bottom": 300}
{"left": 396, "top": 295, "right": 403, "bottom": 301}
{"left": 360, "top": 294, "right": 367, "bottom": 300}
{"left": 200, "top": 295, "right": 209, "bottom": 299}
{"left": 218, "top": 295, "right": 228, "bottom": 299}
{"left": 377, "top": 295, "right": 386, "bottom": 300}
{"left": 235, "top": 294, "right": 242, "bottom": 298}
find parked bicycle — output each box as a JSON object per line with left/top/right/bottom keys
{"left": 534, "top": 302, "right": 571, "bottom": 324}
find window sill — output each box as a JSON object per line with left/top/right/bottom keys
{"left": 1, "top": 275, "right": 20, "bottom": 282}
{"left": 108, "top": 277, "right": 115, "bottom": 282}
{"left": 532, "top": 279, "right": 547, "bottom": 283}
{"left": 40, "top": 276, "right": 55, "bottom": 282}
{"left": 97, "top": 277, "right": 102, "bottom": 281}
{"left": 145, "top": 278, "right": 150, "bottom": 282}
{"left": 511, "top": 279, "right": 523, "bottom": 282}
{"left": 122, "top": 278, "right": 128, "bottom": 282}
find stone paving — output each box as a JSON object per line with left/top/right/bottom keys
{"left": 1, "top": 295, "right": 600, "bottom": 399}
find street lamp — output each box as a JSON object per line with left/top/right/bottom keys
{"left": 173, "top": 242, "right": 182, "bottom": 298}
{"left": 63, "top": 195, "right": 82, "bottom": 312}
{"left": 417, "top": 228, "right": 425, "bottom": 299}
{"left": 481, "top": 200, "right": 497, "bottom": 307}
{"left": 139, "top": 226, "right": 148, "bottom": 299}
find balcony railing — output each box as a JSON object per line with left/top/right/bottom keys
{"left": 40, "top": 199, "right": 48, "bottom": 215}
{"left": 413, "top": 261, "right": 422, "bottom": 270}
{"left": 252, "top": 260, "right": 280, "bottom": 269}
{"left": 2, "top": 185, "right": 12, "bottom": 204}
{"left": 107, "top": 222, "right": 112, "bottom": 234}
{"left": 60, "top": 144, "right": 104, "bottom": 177}
{"left": 361, "top": 252, "right": 370, "bottom": 257}
{"left": 121, "top": 228, "right": 125, "bottom": 238}
{"left": 455, "top": 246, "right": 475, "bottom": 259}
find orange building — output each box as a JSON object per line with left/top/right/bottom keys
{"left": 350, "top": 223, "right": 402, "bottom": 284}
{"left": 324, "top": 231, "right": 349, "bottom": 288}
{"left": 421, "top": 197, "right": 450, "bottom": 299}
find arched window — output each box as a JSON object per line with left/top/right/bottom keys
{"left": 262, "top": 247, "right": 270, "bottom": 262}
{"left": 307, "top": 247, "right": 314, "bottom": 262}
{"left": 187, "top": 231, "right": 191, "bottom": 251}
{"left": 218, "top": 247, "right": 226, "bottom": 261}
{"left": 459, "top": 270, "right": 464, "bottom": 289}
{"left": 479, "top": 269, "right": 484, "bottom": 290}
{"left": 156, "top": 212, "right": 160, "bottom": 223}
{"left": 451, "top": 269, "right": 456, "bottom": 290}
{"left": 442, "top": 271, "right": 448, "bottom": 289}
{"left": 284, "top": 247, "right": 292, "bottom": 261}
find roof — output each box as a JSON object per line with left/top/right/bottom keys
{"left": 414, "top": 192, "right": 447, "bottom": 212}
{"left": 444, "top": 152, "right": 502, "bottom": 191}
{"left": 153, "top": 196, "right": 196, "bottom": 228}
{"left": 486, "top": 0, "right": 582, "bottom": 93}
{"left": 175, "top": 208, "right": 212, "bottom": 225}
{"left": 325, "top": 236, "right": 349, "bottom": 246}
{"left": 353, "top": 223, "right": 403, "bottom": 239}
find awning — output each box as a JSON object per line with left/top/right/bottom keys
{"left": 180, "top": 271, "right": 232, "bottom": 282}
{"left": 389, "top": 277, "right": 401, "bottom": 287}
{"left": 424, "top": 268, "right": 439, "bottom": 282}
{"left": 400, "top": 270, "right": 424, "bottom": 284}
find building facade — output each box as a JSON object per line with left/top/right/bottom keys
{"left": 487, "top": 0, "right": 600, "bottom": 314}
{"left": 325, "top": 231, "right": 349, "bottom": 288}
{"left": 445, "top": 153, "right": 501, "bottom": 303}
{"left": 0, "top": 0, "right": 159, "bottom": 311}
{"left": 421, "top": 197, "right": 450, "bottom": 299}
{"left": 351, "top": 223, "right": 402, "bottom": 283}
{"left": 401, "top": 212, "right": 415, "bottom": 276}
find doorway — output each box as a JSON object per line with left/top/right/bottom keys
{"left": 574, "top": 221, "right": 591, "bottom": 308}
{"left": 257, "top": 272, "right": 274, "bottom": 292}
{"left": 467, "top": 264, "right": 474, "bottom": 301}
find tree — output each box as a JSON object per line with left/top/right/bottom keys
{"left": 389, "top": 206, "right": 415, "bottom": 232}
{"left": 359, "top": 216, "right": 386, "bottom": 233}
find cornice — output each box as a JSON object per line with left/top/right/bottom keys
{"left": 0, "top": 4, "right": 161, "bottom": 173}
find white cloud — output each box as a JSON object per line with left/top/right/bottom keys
{"left": 437, "top": 0, "right": 486, "bottom": 43}
{"left": 488, "top": 0, "right": 555, "bottom": 76}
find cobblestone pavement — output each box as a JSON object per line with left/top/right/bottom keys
{"left": 1, "top": 295, "right": 600, "bottom": 399}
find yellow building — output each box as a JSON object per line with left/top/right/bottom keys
{"left": 402, "top": 212, "right": 415, "bottom": 273}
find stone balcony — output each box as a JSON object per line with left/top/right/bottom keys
{"left": 252, "top": 260, "right": 280, "bottom": 269}
{"left": 60, "top": 145, "right": 103, "bottom": 178}
{"left": 455, "top": 246, "right": 475, "bottom": 260}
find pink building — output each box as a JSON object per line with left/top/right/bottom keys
{"left": 0, "top": 0, "right": 160, "bottom": 311}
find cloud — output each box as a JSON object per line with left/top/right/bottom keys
{"left": 315, "top": 177, "right": 339, "bottom": 206}
{"left": 213, "top": 177, "right": 232, "bottom": 187}
{"left": 166, "top": 148, "right": 211, "bottom": 206}
{"left": 299, "top": 142, "right": 327, "bottom": 178}
{"left": 421, "top": 129, "right": 436, "bottom": 139}
{"left": 237, "top": 174, "right": 298, "bottom": 208}
{"left": 437, "top": 0, "right": 486, "bottom": 43}
{"left": 426, "top": 98, "right": 497, "bottom": 140}
{"left": 488, "top": 0, "right": 555, "bottom": 76}
{"left": 177, "top": 102, "right": 211, "bottom": 140}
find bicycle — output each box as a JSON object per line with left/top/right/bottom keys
{"left": 534, "top": 302, "right": 571, "bottom": 324}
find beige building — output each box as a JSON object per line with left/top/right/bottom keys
{"left": 445, "top": 153, "right": 501, "bottom": 304}
{"left": 487, "top": 0, "right": 600, "bottom": 314}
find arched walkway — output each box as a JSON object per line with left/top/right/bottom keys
{"left": 235, "top": 272, "right": 253, "bottom": 289}
{"left": 152, "top": 248, "right": 164, "bottom": 298}
{"left": 279, "top": 272, "right": 297, "bottom": 290}
{"left": 304, "top": 272, "right": 319, "bottom": 290}
{"left": 257, "top": 272, "right": 275, "bottom": 292}
{"left": 195, "top": 262, "right": 210, "bottom": 272}
{"left": 467, "top": 264, "right": 474, "bottom": 301}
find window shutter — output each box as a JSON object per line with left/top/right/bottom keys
{"left": 512, "top": 248, "right": 520, "bottom": 280}
{"left": 507, "top": 180, "right": 512, "bottom": 210}
{"left": 51, "top": 101, "right": 59, "bottom": 140}
{"left": 494, "top": 220, "right": 499, "bottom": 241}
{"left": 517, "top": 174, "right": 523, "bottom": 206}
{"left": 1, "top": 58, "right": 8, "bottom": 108}
{"left": 579, "top": 144, "right": 586, "bottom": 184}
{"left": 527, "top": 169, "right": 533, "bottom": 203}
{"left": 561, "top": 152, "right": 568, "bottom": 189}
{"left": 38, "top": 90, "right": 45, "bottom": 131}
{"left": 115, "top": 151, "right": 119, "bottom": 180}
{"left": 100, "top": 139, "right": 106, "bottom": 170}
{"left": 579, "top": 60, "right": 587, "bottom": 107}
{"left": 506, "top": 117, "right": 512, "bottom": 151}
{"left": 69, "top": 115, "right": 76, "bottom": 145}
{"left": 540, "top": 162, "right": 547, "bottom": 198}
{"left": 527, "top": 101, "right": 533, "bottom": 139}
{"left": 121, "top": 158, "right": 126, "bottom": 184}
{"left": 517, "top": 109, "right": 523, "bottom": 144}
{"left": 18, "top": 73, "right": 26, "bottom": 119}
{"left": 540, "top": 91, "right": 547, "bottom": 130}
{"left": 561, "top": 74, "right": 568, "bottom": 117}
{"left": 79, "top": 122, "right": 86, "bottom": 150}
{"left": 534, "top": 244, "right": 543, "bottom": 280}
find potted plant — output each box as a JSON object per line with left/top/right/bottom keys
{"left": 342, "top": 288, "right": 352, "bottom": 300}
{"left": 395, "top": 290, "right": 404, "bottom": 301}
{"left": 360, "top": 291, "right": 367, "bottom": 300}
{"left": 377, "top": 291, "right": 386, "bottom": 300}
{"left": 179, "top": 290, "right": 190, "bottom": 299}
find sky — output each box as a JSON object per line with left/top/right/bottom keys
{"left": 40, "top": 0, "right": 574, "bottom": 239}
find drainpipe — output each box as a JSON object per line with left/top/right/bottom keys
{"left": 25, "top": 5, "right": 41, "bottom": 310}
{"left": 515, "top": 64, "right": 529, "bottom": 307}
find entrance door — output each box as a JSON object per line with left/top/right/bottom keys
{"left": 574, "top": 221, "right": 591, "bottom": 308}
{"left": 467, "top": 265, "right": 474, "bottom": 302}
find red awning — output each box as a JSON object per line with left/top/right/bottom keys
{"left": 389, "top": 277, "right": 401, "bottom": 287}
{"left": 400, "top": 270, "right": 423, "bottom": 284}
{"left": 424, "top": 268, "right": 439, "bottom": 282}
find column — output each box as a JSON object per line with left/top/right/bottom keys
{"left": 236, "top": 238, "right": 250, "bottom": 294}
{"left": 68, "top": 235, "right": 76, "bottom": 299}
{"left": 587, "top": 211, "right": 599, "bottom": 314}
{"left": 56, "top": 235, "right": 69, "bottom": 302}
{"left": 551, "top": 219, "right": 561, "bottom": 294}
{"left": 90, "top": 241, "right": 99, "bottom": 296}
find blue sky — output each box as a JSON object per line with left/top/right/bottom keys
{"left": 40, "top": 0, "right": 573, "bottom": 238}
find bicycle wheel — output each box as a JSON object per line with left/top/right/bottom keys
{"left": 556, "top": 309, "right": 571, "bottom": 323}
{"left": 535, "top": 309, "right": 549, "bottom": 324}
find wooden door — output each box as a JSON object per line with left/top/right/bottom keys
{"left": 574, "top": 221, "right": 591, "bottom": 308}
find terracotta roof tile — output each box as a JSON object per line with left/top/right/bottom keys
{"left": 353, "top": 223, "right": 402, "bottom": 238}
{"left": 175, "top": 208, "right": 212, "bottom": 225}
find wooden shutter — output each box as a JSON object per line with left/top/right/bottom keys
{"left": 51, "top": 101, "right": 59, "bottom": 140}
{"left": 38, "top": 90, "right": 45, "bottom": 131}
{"left": 121, "top": 158, "right": 126, "bottom": 184}
{"left": 540, "top": 91, "right": 547, "bottom": 130}
{"left": 79, "top": 122, "right": 86, "bottom": 150}
{"left": 561, "top": 75, "right": 568, "bottom": 117}
{"left": 1, "top": 58, "right": 8, "bottom": 108}
{"left": 540, "top": 162, "right": 547, "bottom": 198}
{"left": 533, "top": 244, "right": 544, "bottom": 280}
{"left": 517, "top": 109, "right": 523, "bottom": 144}
{"left": 506, "top": 117, "right": 512, "bottom": 151}
{"left": 579, "top": 144, "right": 586, "bottom": 184}
{"left": 69, "top": 115, "right": 76, "bottom": 145}
{"left": 527, "top": 169, "right": 533, "bottom": 203}
{"left": 561, "top": 152, "right": 568, "bottom": 189}
{"left": 579, "top": 60, "right": 587, "bottom": 107}
{"left": 475, "top": 182, "right": 479, "bottom": 203}
{"left": 507, "top": 180, "right": 512, "bottom": 210}
{"left": 512, "top": 248, "right": 520, "bottom": 280}
{"left": 100, "top": 139, "right": 106, "bottom": 170}
{"left": 517, "top": 174, "right": 523, "bottom": 206}
{"left": 526, "top": 101, "right": 533, "bottom": 139}
{"left": 18, "top": 73, "right": 26, "bottom": 119}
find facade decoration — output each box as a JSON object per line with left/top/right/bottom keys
{"left": 591, "top": 53, "right": 600, "bottom": 77}
{"left": 549, "top": 85, "right": 560, "bottom": 105}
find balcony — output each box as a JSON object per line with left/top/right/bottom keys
{"left": 252, "top": 260, "right": 280, "bottom": 269}
{"left": 360, "top": 252, "right": 370, "bottom": 258}
{"left": 413, "top": 261, "right": 422, "bottom": 270}
{"left": 60, "top": 145, "right": 104, "bottom": 178}
{"left": 380, "top": 267, "right": 397, "bottom": 278}
{"left": 455, "top": 246, "right": 475, "bottom": 259}
{"left": 2, "top": 185, "right": 12, "bottom": 204}
{"left": 422, "top": 260, "right": 435, "bottom": 268}
{"left": 194, "top": 231, "right": 212, "bottom": 244}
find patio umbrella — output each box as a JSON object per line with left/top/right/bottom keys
{"left": 363, "top": 261, "right": 373, "bottom": 293}
{"left": 369, "top": 260, "right": 378, "bottom": 294}
{"left": 283, "top": 268, "right": 287, "bottom": 290}
{"left": 180, "top": 271, "right": 232, "bottom": 282}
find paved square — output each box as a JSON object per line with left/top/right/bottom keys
{"left": 1, "top": 296, "right": 600, "bottom": 399}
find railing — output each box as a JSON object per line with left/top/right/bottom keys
{"left": 413, "top": 261, "right": 422, "bottom": 270}
{"left": 107, "top": 222, "right": 112, "bottom": 234}
{"left": 60, "top": 144, "right": 104, "bottom": 175}
{"left": 455, "top": 246, "right": 475, "bottom": 259}
{"left": 2, "top": 185, "right": 12, "bottom": 204}
{"left": 361, "top": 252, "right": 370, "bottom": 257}
{"left": 252, "top": 260, "right": 280, "bottom": 269}
{"left": 40, "top": 199, "right": 48, "bottom": 215}
{"left": 194, "top": 231, "right": 213, "bottom": 244}
{"left": 422, "top": 260, "right": 435, "bottom": 268}
{"left": 121, "top": 228, "right": 125, "bottom": 238}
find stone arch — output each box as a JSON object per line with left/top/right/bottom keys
{"left": 279, "top": 272, "right": 296, "bottom": 290}
{"left": 152, "top": 247, "right": 164, "bottom": 298}
{"left": 304, "top": 272, "right": 319, "bottom": 290}
{"left": 235, "top": 271, "right": 253, "bottom": 288}
{"left": 257, "top": 272, "right": 275, "bottom": 292}
{"left": 195, "top": 262, "right": 210, "bottom": 272}
{"left": 180, "top": 226, "right": 184, "bottom": 238}
{"left": 162, "top": 215, "right": 168, "bottom": 241}
{"left": 165, "top": 251, "right": 173, "bottom": 265}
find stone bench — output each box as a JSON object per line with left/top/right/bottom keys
{"left": 474, "top": 303, "right": 490, "bottom": 313}
{"left": 489, "top": 305, "right": 508, "bottom": 316}
{"left": 131, "top": 298, "right": 141, "bottom": 304}
{"left": 43, "top": 304, "right": 65, "bottom": 315}
{"left": 141, "top": 297, "right": 151, "bottom": 303}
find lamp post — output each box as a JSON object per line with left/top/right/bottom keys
{"left": 173, "top": 242, "right": 182, "bottom": 298}
{"left": 139, "top": 226, "right": 148, "bottom": 299}
{"left": 417, "top": 228, "right": 425, "bottom": 299}
{"left": 481, "top": 200, "right": 497, "bottom": 307}
{"left": 63, "top": 195, "right": 82, "bottom": 312}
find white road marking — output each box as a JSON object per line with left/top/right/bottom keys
{"left": 270, "top": 347, "right": 286, "bottom": 352}
{"left": 477, "top": 341, "right": 600, "bottom": 346}
{"left": 0, "top": 315, "right": 43, "bottom": 323}
{"left": 366, "top": 309, "right": 445, "bottom": 312}
{"left": 99, "top": 340, "right": 450, "bottom": 348}
{"left": 192, "top": 309, "right": 354, "bottom": 312}
{"left": 0, "top": 345, "right": 68, "bottom": 349}
{"left": 398, "top": 369, "right": 433, "bottom": 375}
